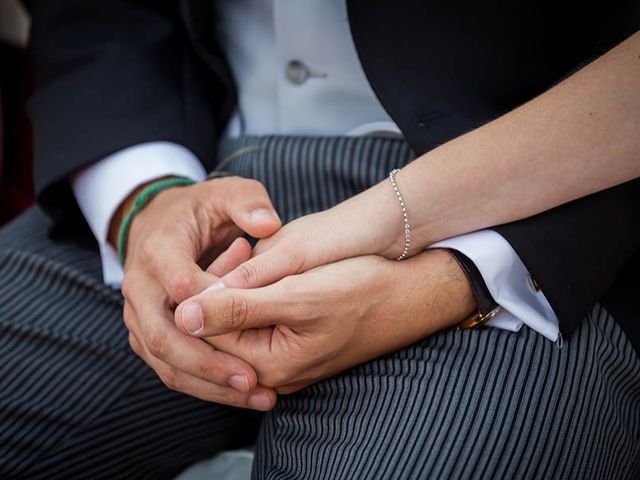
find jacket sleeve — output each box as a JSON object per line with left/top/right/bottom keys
{"left": 23, "top": 0, "right": 235, "bottom": 228}
{"left": 492, "top": 7, "right": 640, "bottom": 339}
{"left": 493, "top": 179, "right": 640, "bottom": 338}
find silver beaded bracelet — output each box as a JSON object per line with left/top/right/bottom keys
{"left": 388, "top": 168, "right": 411, "bottom": 261}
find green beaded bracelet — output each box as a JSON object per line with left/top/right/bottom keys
{"left": 117, "top": 177, "right": 196, "bottom": 266}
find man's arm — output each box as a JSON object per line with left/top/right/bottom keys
{"left": 23, "top": 0, "right": 286, "bottom": 411}
{"left": 494, "top": 180, "right": 640, "bottom": 337}
{"left": 24, "top": 0, "right": 235, "bottom": 225}
{"left": 72, "top": 142, "right": 206, "bottom": 286}
{"left": 434, "top": 231, "right": 560, "bottom": 342}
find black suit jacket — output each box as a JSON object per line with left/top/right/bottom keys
{"left": 23, "top": 0, "right": 640, "bottom": 354}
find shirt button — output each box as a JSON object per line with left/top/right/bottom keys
{"left": 285, "top": 60, "right": 311, "bottom": 85}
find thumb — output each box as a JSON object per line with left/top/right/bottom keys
{"left": 223, "top": 179, "right": 282, "bottom": 239}
{"left": 174, "top": 284, "right": 285, "bottom": 336}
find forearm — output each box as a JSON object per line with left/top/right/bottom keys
{"left": 323, "top": 31, "right": 640, "bottom": 259}
{"left": 399, "top": 30, "right": 640, "bottom": 250}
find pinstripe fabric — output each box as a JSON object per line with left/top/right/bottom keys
{"left": 253, "top": 304, "right": 640, "bottom": 480}
{"left": 1, "top": 135, "right": 638, "bottom": 479}
{"left": 0, "top": 210, "right": 262, "bottom": 479}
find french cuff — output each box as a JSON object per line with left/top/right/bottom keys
{"left": 431, "top": 230, "right": 560, "bottom": 343}
{"left": 71, "top": 142, "right": 207, "bottom": 288}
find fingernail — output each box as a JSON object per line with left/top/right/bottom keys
{"left": 248, "top": 392, "right": 273, "bottom": 411}
{"left": 181, "top": 302, "right": 203, "bottom": 334}
{"left": 228, "top": 374, "right": 250, "bottom": 392}
{"left": 203, "top": 281, "right": 226, "bottom": 294}
{"left": 250, "top": 208, "right": 279, "bottom": 223}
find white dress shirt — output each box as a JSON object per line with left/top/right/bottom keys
{"left": 72, "top": 0, "right": 560, "bottom": 343}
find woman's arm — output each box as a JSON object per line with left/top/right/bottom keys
{"left": 388, "top": 29, "right": 640, "bottom": 255}
{"left": 218, "top": 30, "right": 640, "bottom": 290}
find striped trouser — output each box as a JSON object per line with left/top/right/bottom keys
{"left": 1, "top": 136, "right": 639, "bottom": 479}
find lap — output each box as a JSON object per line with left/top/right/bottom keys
{"left": 0, "top": 208, "right": 261, "bottom": 479}
{"left": 3, "top": 205, "right": 638, "bottom": 479}
{"left": 253, "top": 306, "right": 640, "bottom": 480}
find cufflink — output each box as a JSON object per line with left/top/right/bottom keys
{"left": 527, "top": 274, "right": 541, "bottom": 292}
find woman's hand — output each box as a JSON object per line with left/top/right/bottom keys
{"left": 215, "top": 178, "right": 410, "bottom": 291}
{"left": 174, "top": 248, "right": 476, "bottom": 394}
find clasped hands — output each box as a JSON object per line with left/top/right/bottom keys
{"left": 120, "top": 177, "right": 475, "bottom": 412}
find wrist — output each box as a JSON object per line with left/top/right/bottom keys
{"left": 373, "top": 249, "right": 478, "bottom": 348}
{"left": 323, "top": 181, "right": 400, "bottom": 261}
{"left": 427, "top": 249, "right": 478, "bottom": 328}
{"left": 383, "top": 164, "right": 442, "bottom": 258}
{"left": 359, "top": 175, "right": 415, "bottom": 260}
{"left": 400, "top": 249, "right": 477, "bottom": 329}
{"left": 116, "top": 177, "right": 198, "bottom": 266}
{"left": 107, "top": 176, "right": 175, "bottom": 249}
{"left": 343, "top": 169, "right": 425, "bottom": 262}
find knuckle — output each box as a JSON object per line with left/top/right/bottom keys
{"left": 192, "top": 358, "right": 219, "bottom": 383}
{"left": 139, "top": 238, "right": 156, "bottom": 264}
{"left": 145, "top": 331, "right": 167, "bottom": 359}
{"left": 168, "top": 271, "right": 198, "bottom": 302}
{"left": 120, "top": 275, "right": 136, "bottom": 301}
{"left": 235, "top": 262, "right": 259, "bottom": 286}
{"left": 122, "top": 303, "right": 134, "bottom": 329}
{"left": 217, "top": 175, "right": 241, "bottom": 187}
{"left": 159, "top": 369, "right": 180, "bottom": 391}
{"left": 227, "top": 178, "right": 267, "bottom": 204}
{"left": 242, "top": 178, "right": 266, "bottom": 193}
{"left": 128, "top": 334, "right": 141, "bottom": 356}
{"left": 225, "top": 177, "right": 244, "bottom": 197}
{"left": 221, "top": 295, "right": 250, "bottom": 331}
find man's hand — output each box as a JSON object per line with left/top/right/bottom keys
{"left": 174, "top": 249, "right": 477, "bottom": 394}
{"left": 118, "top": 176, "right": 282, "bottom": 410}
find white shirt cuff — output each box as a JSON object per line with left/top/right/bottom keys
{"left": 432, "top": 230, "right": 560, "bottom": 343}
{"left": 71, "top": 142, "right": 207, "bottom": 287}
